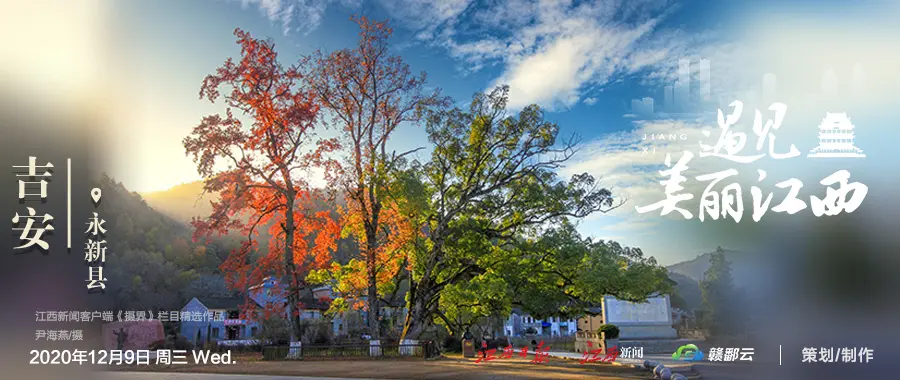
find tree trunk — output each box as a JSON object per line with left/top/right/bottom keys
{"left": 366, "top": 222, "right": 380, "bottom": 339}
{"left": 401, "top": 299, "right": 429, "bottom": 341}
{"left": 400, "top": 277, "right": 435, "bottom": 341}
{"left": 400, "top": 240, "right": 447, "bottom": 342}
{"left": 284, "top": 196, "right": 302, "bottom": 343}
{"left": 286, "top": 287, "right": 302, "bottom": 342}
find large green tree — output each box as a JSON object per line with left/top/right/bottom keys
{"left": 436, "top": 221, "right": 672, "bottom": 335}
{"left": 398, "top": 86, "right": 671, "bottom": 340}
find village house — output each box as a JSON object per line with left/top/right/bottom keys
{"left": 180, "top": 276, "right": 408, "bottom": 345}
{"left": 503, "top": 309, "right": 578, "bottom": 337}
{"left": 180, "top": 277, "right": 331, "bottom": 345}
{"left": 503, "top": 295, "right": 677, "bottom": 339}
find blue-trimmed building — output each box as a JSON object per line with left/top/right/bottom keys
{"left": 180, "top": 296, "right": 248, "bottom": 345}
{"left": 180, "top": 277, "right": 332, "bottom": 345}
{"left": 503, "top": 308, "right": 578, "bottom": 337}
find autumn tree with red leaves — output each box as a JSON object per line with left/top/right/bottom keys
{"left": 303, "top": 17, "right": 448, "bottom": 339}
{"left": 184, "top": 29, "right": 340, "bottom": 342}
{"left": 307, "top": 197, "right": 419, "bottom": 323}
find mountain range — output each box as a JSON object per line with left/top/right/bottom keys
{"left": 141, "top": 180, "right": 214, "bottom": 223}
{"left": 666, "top": 248, "right": 745, "bottom": 283}
{"left": 663, "top": 248, "right": 750, "bottom": 310}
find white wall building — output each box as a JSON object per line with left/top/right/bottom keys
{"left": 503, "top": 309, "right": 577, "bottom": 337}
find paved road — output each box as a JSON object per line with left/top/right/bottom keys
{"left": 549, "top": 351, "right": 774, "bottom": 379}
{"left": 96, "top": 373, "right": 379, "bottom": 380}
{"left": 547, "top": 351, "right": 689, "bottom": 367}
{"left": 691, "top": 363, "right": 769, "bottom": 380}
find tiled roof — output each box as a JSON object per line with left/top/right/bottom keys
{"left": 247, "top": 277, "right": 331, "bottom": 311}
{"left": 183, "top": 296, "right": 243, "bottom": 311}
{"left": 197, "top": 296, "right": 243, "bottom": 310}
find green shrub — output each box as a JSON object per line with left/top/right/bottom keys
{"left": 598, "top": 324, "right": 620, "bottom": 339}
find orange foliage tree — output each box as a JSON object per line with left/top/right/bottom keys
{"left": 184, "top": 28, "right": 340, "bottom": 342}
{"left": 307, "top": 197, "right": 419, "bottom": 325}
{"left": 303, "top": 17, "right": 448, "bottom": 338}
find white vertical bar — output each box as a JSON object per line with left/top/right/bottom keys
{"left": 699, "top": 59, "right": 711, "bottom": 101}
{"left": 779, "top": 345, "right": 782, "bottom": 365}
{"left": 67, "top": 158, "right": 71, "bottom": 249}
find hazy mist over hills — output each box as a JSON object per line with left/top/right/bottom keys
{"left": 665, "top": 247, "right": 767, "bottom": 311}
{"left": 141, "top": 180, "right": 347, "bottom": 223}
{"left": 666, "top": 248, "right": 759, "bottom": 286}
{"left": 141, "top": 180, "right": 356, "bottom": 264}
{"left": 140, "top": 180, "right": 214, "bottom": 223}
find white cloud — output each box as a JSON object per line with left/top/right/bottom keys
{"left": 238, "top": 0, "right": 362, "bottom": 35}
{"left": 378, "top": 0, "right": 473, "bottom": 40}
{"left": 424, "top": 0, "right": 733, "bottom": 110}
{"left": 235, "top": 0, "right": 736, "bottom": 110}
{"left": 469, "top": 0, "right": 537, "bottom": 31}
{"left": 583, "top": 97, "right": 598, "bottom": 105}
{"left": 235, "top": 0, "right": 475, "bottom": 46}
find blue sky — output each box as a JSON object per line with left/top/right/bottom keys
{"left": 100, "top": 0, "right": 900, "bottom": 265}
{"left": 109, "top": 0, "right": 746, "bottom": 189}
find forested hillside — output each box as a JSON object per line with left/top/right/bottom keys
{"left": 98, "top": 174, "right": 361, "bottom": 312}
{"left": 98, "top": 174, "right": 240, "bottom": 311}
{"left": 141, "top": 180, "right": 358, "bottom": 265}
{"left": 140, "top": 180, "right": 214, "bottom": 224}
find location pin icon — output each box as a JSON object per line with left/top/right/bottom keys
{"left": 91, "top": 188, "right": 102, "bottom": 206}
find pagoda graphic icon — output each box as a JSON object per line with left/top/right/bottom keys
{"left": 807, "top": 112, "right": 866, "bottom": 158}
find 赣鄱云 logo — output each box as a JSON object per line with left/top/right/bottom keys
{"left": 672, "top": 344, "right": 704, "bottom": 361}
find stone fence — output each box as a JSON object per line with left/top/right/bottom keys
{"left": 262, "top": 340, "right": 436, "bottom": 360}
